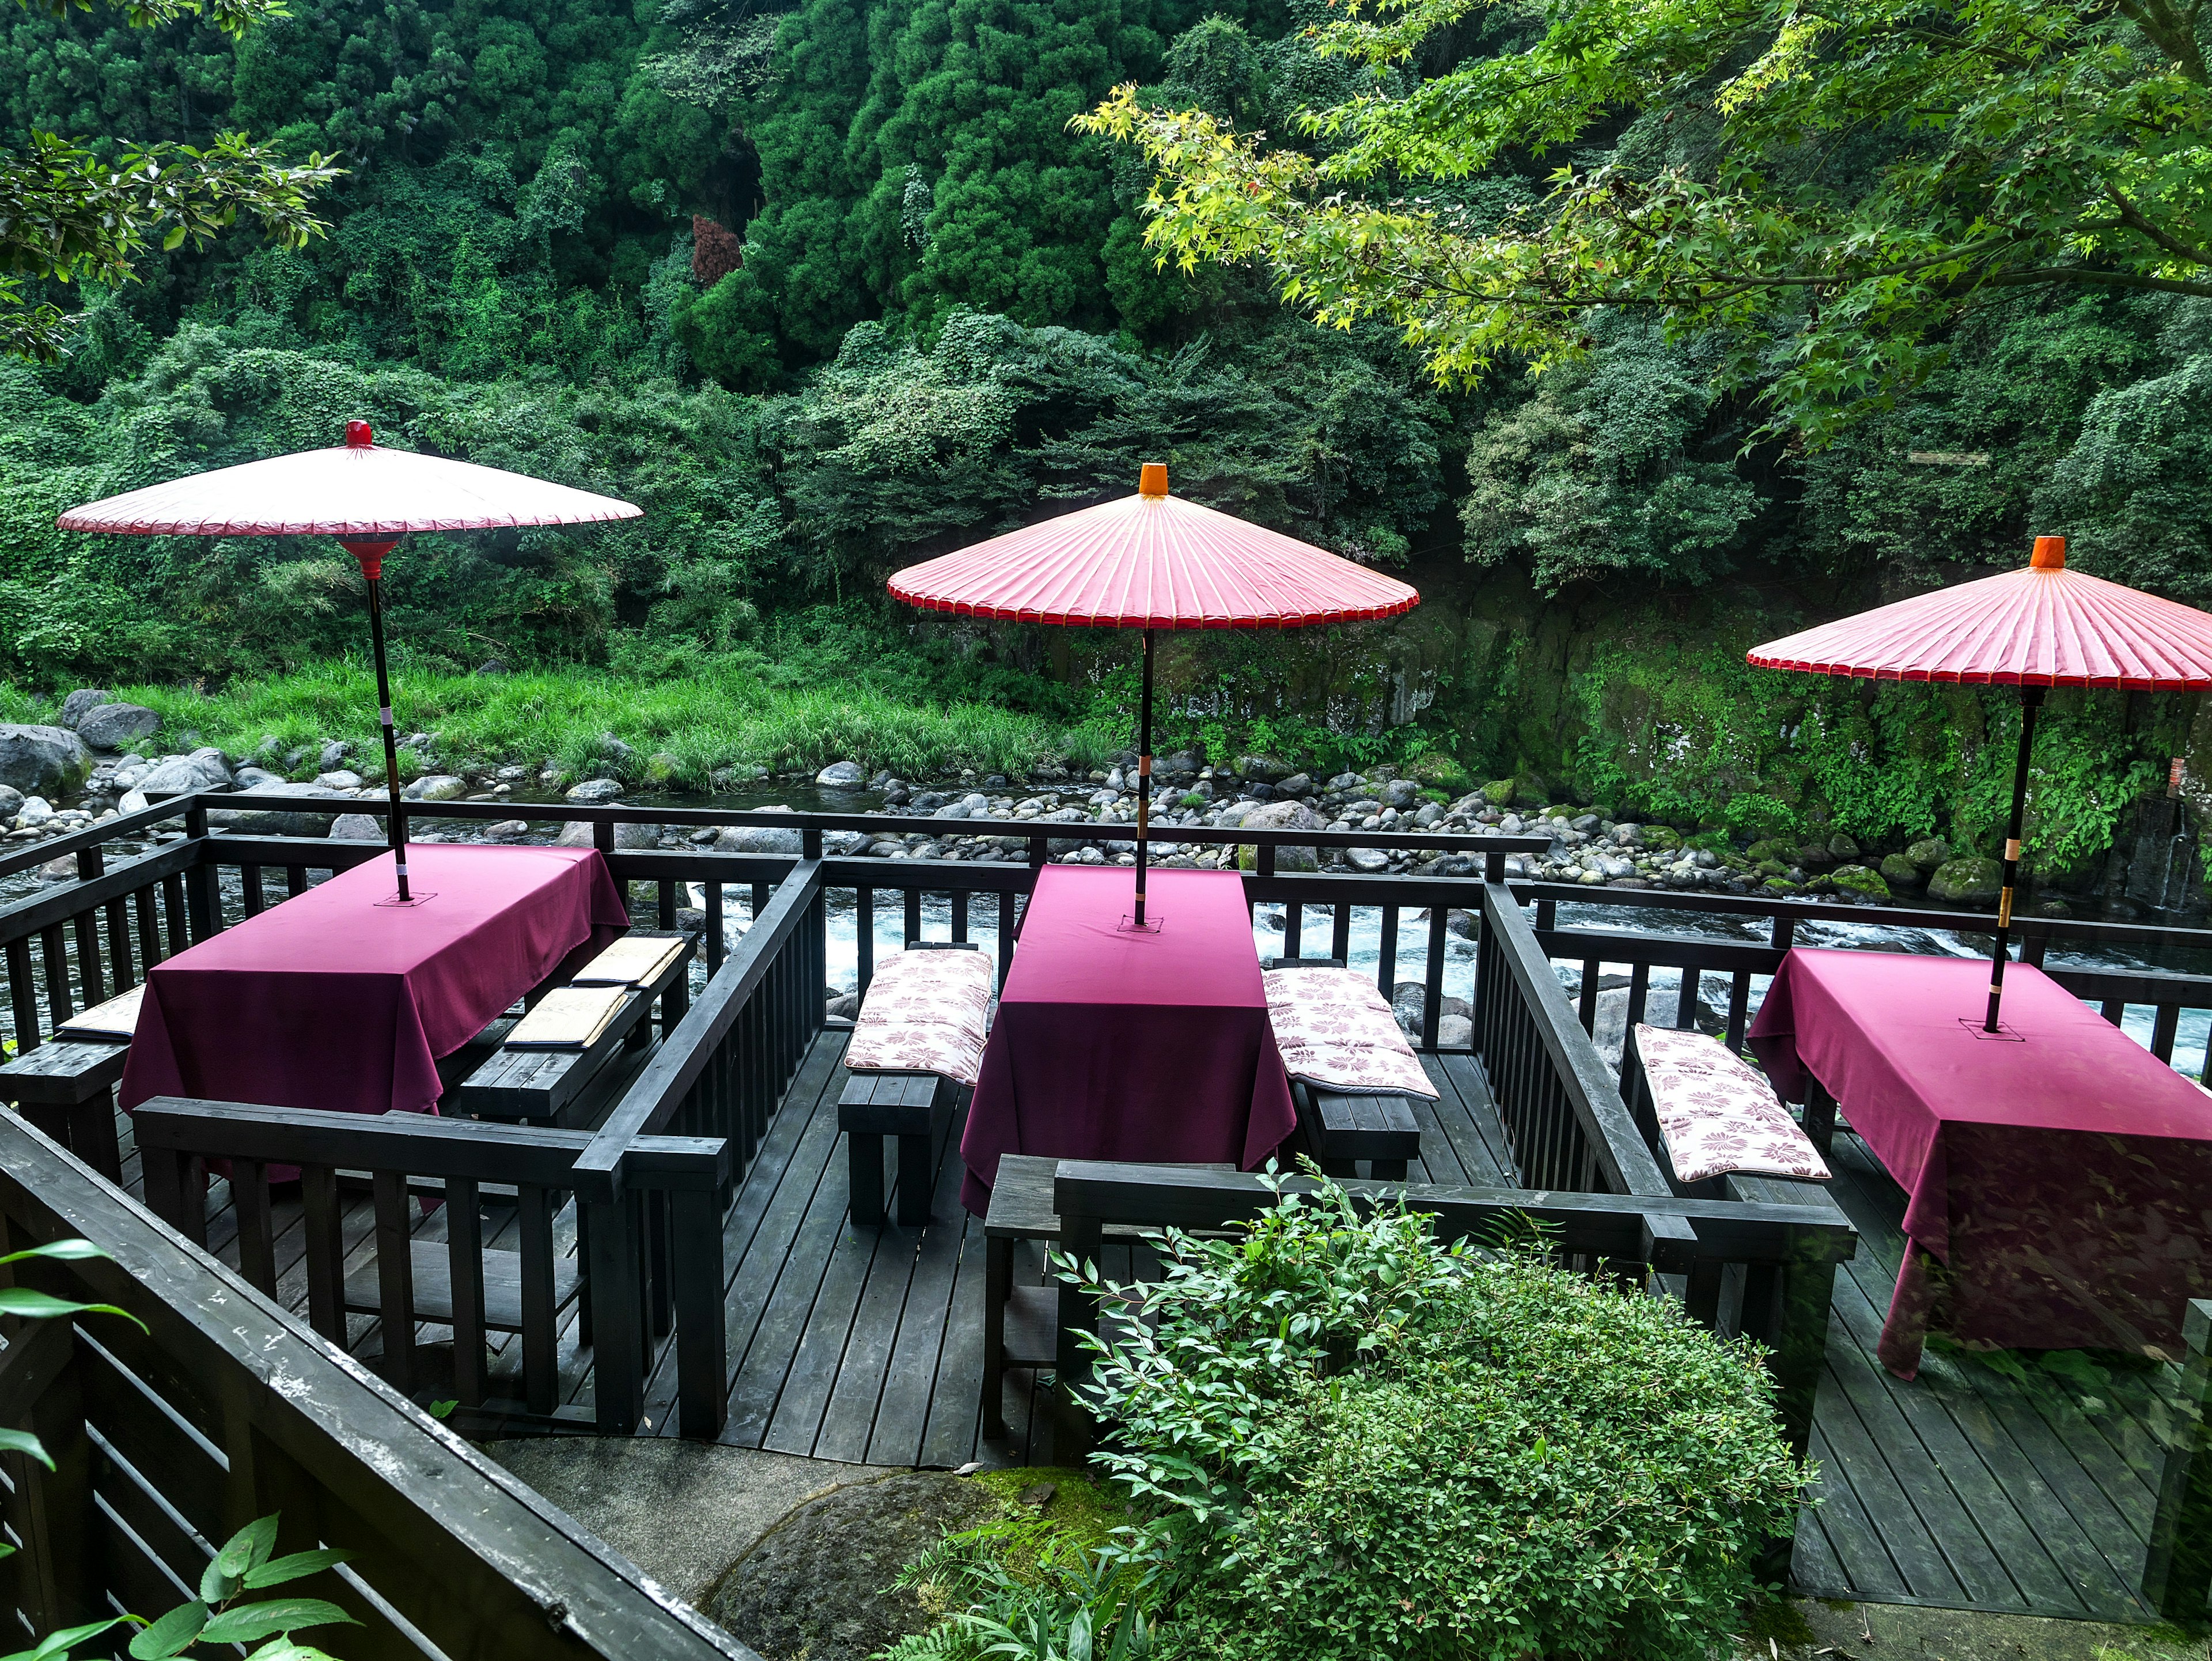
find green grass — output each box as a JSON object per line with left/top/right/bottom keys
{"left": 3, "top": 659, "right": 1118, "bottom": 789}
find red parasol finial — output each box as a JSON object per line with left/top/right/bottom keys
{"left": 2031, "top": 535, "right": 2066, "bottom": 570}
{"left": 1138, "top": 461, "right": 1169, "bottom": 498}
{"left": 346, "top": 419, "right": 374, "bottom": 448}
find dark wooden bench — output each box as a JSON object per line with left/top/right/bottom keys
{"left": 980, "top": 1152, "right": 1231, "bottom": 1441}
{"left": 1267, "top": 956, "right": 1423, "bottom": 1180}
{"left": 0, "top": 1035, "right": 127, "bottom": 1184}
{"left": 457, "top": 930, "right": 695, "bottom": 1126}
{"left": 840, "top": 940, "right": 981, "bottom": 1228}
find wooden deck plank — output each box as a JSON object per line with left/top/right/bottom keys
{"left": 921, "top": 1211, "right": 991, "bottom": 1469}
{"left": 868, "top": 1102, "right": 979, "bottom": 1465}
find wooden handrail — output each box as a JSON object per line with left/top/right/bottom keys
{"left": 1479, "top": 881, "right": 1674, "bottom": 1198}
{"left": 0, "top": 1112, "right": 761, "bottom": 1660}
{"left": 571, "top": 859, "right": 825, "bottom": 1204}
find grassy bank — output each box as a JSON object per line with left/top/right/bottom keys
{"left": 0, "top": 659, "right": 1122, "bottom": 789}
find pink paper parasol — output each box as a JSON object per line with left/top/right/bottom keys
{"left": 889, "top": 464, "right": 1418, "bottom": 925}
{"left": 1749, "top": 536, "right": 2212, "bottom": 1028}
{"left": 59, "top": 421, "right": 641, "bottom": 901}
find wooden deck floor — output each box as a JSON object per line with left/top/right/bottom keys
{"left": 104, "top": 1024, "right": 2169, "bottom": 1624}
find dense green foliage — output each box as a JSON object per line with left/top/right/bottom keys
{"left": 5, "top": 0, "right": 2212, "bottom": 880}
{"left": 1014, "top": 1176, "right": 1802, "bottom": 1660}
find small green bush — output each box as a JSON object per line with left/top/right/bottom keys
{"left": 1065, "top": 1175, "right": 1806, "bottom": 1661}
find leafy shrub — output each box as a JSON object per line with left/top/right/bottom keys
{"left": 1062, "top": 1174, "right": 1805, "bottom": 1661}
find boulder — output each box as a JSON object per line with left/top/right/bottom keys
{"left": 814, "top": 759, "right": 866, "bottom": 788}
{"left": 715, "top": 808, "right": 802, "bottom": 856}
{"left": 36, "top": 854, "right": 77, "bottom": 884}
{"left": 134, "top": 747, "right": 232, "bottom": 801}
{"left": 318, "top": 740, "right": 354, "bottom": 771}
{"left": 0, "top": 725, "right": 93, "bottom": 799}
{"left": 17, "top": 796, "right": 53, "bottom": 827}
{"left": 58, "top": 689, "right": 113, "bottom": 729}
{"left": 0, "top": 785, "right": 20, "bottom": 823}
{"left": 234, "top": 765, "right": 285, "bottom": 791}
{"left": 1828, "top": 864, "right": 1891, "bottom": 902}
{"left": 1928, "top": 856, "right": 2002, "bottom": 906}
{"left": 1827, "top": 833, "right": 1861, "bottom": 862}
{"left": 704, "top": 1471, "right": 1002, "bottom": 1661}
{"left": 331, "top": 814, "right": 384, "bottom": 841}
{"left": 1878, "top": 853, "right": 1923, "bottom": 889}
{"left": 558, "top": 820, "right": 663, "bottom": 850}
{"left": 316, "top": 769, "right": 364, "bottom": 791}
{"left": 823, "top": 830, "right": 870, "bottom": 856}
{"left": 1344, "top": 847, "right": 1390, "bottom": 874}
{"left": 1234, "top": 754, "right": 1294, "bottom": 784}
{"left": 1436, "top": 1013, "right": 1474, "bottom": 1049}
{"left": 74, "top": 702, "right": 159, "bottom": 752}
{"left": 1275, "top": 771, "right": 1312, "bottom": 799}
{"left": 1906, "top": 837, "right": 1952, "bottom": 873}
{"left": 1381, "top": 778, "right": 1422, "bottom": 809}
{"left": 566, "top": 777, "right": 624, "bottom": 804}
{"left": 402, "top": 774, "right": 469, "bottom": 802}
{"left": 208, "top": 782, "right": 344, "bottom": 837}
{"left": 1234, "top": 799, "right": 1323, "bottom": 873}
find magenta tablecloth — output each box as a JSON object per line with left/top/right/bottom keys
{"left": 959, "top": 865, "right": 1297, "bottom": 1214}
{"left": 122, "top": 845, "right": 628, "bottom": 1122}
{"left": 1748, "top": 948, "right": 2212, "bottom": 1377}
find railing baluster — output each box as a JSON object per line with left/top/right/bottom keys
{"left": 1422, "top": 906, "right": 1446, "bottom": 1049}
{"left": 286, "top": 864, "right": 308, "bottom": 898}
{"left": 1378, "top": 904, "right": 1399, "bottom": 1001}
{"left": 233, "top": 1159, "right": 275, "bottom": 1292}
{"left": 1676, "top": 966, "right": 1700, "bottom": 1029}
{"left": 2153, "top": 1002, "right": 2181, "bottom": 1065}
{"left": 521, "top": 1185, "right": 559, "bottom": 1417}
{"left": 704, "top": 880, "right": 725, "bottom": 975}
{"left": 1284, "top": 901, "right": 1302, "bottom": 959}
{"left": 904, "top": 887, "right": 922, "bottom": 945}
{"left": 40, "top": 925, "right": 73, "bottom": 1029}
{"left": 1331, "top": 901, "right": 1351, "bottom": 963}
{"left": 241, "top": 863, "right": 265, "bottom": 919}
{"left": 372, "top": 1169, "right": 418, "bottom": 1395}
{"left": 658, "top": 878, "right": 677, "bottom": 931}
{"left": 953, "top": 891, "right": 969, "bottom": 943}
{"left": 7, "top": 938, "right": 41, "bottom": 1052}
{"left": 857, "top": 887, "right": 876, "bottom": 993}
{"left": 1578, "top": 957, "right": 1600, "bottom": 1032}
{"left": 2101, "top": 999, "right": 2126, "bottom": 1027}
{"left": 1726, "top": 971, "right": 1752, "bottom": 1049}
{"left": 161, "top": 873, "right": 189, "bottom": 957}
{"left": 302, "top": 1166, "right": 344, "bottom": 1341}
{"left": 448, "top": 1175, "right": 486, "bottom": 1408}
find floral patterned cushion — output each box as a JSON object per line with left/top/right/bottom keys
{"left": 844, "top": 949, "right": 995, "bottom": 1086}
{"left": 1262, "top": 968, "right": 1438, "bottom": 1098}
{"left": 1633, "top": 1024, "right": 1831, "bottom": 1183}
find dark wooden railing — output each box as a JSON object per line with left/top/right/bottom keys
{"left": 130, "top": 1099, "right": 729, "bottom": 1436}
{"left": 0, "top": 1110, "right": 759, "bottom": 1661}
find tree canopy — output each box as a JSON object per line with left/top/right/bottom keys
{"left": 1082, "top": 0, "right": 2212, "bottom": 442}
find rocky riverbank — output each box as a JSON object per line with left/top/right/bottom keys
{"left": 0, "top": 687, "right": 2036, "bottom": 915}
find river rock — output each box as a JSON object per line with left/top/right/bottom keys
{"left": 704, "top": 1471, "right": 1001, "bottom": 1661}
{"left": 1381, "top": 778, "right": 1422, "bottom": 809}
{"left": 331, "top": 814, "right": 384, "bottom": 841}
{"left": 1879, "top": 853, "right": 1923, "bottom": 888}
{"left": 1928, "top": 856, "right": 2002, "bottom": 906}
{"left": 75, "top": 702, "right": 160, "bottom": 752}
{"left": 318, "top": 740, "right": 354, "bottom": 770}
{"left": 566, "top": 777, "right": 624, "bottom": 804}
{"left": 824, "top": 830, "right": 870, "bottom": 856}
{"left": 0, "top": 785, "right": 20, "bottom": 823}
{"left": 0, "top": 726, "right": 93, "bottom": 799}
{"left": 1275, "top": 772, "right": 1312, "bottom": 799}
{"left": 1828, "top": 863, "right": 1890, "bottom": 901}
{"left": 558, "top": 819, "right": 663, "bottom": 850}
{"left": 1345, "top": 847, "right": 1389, "bottom": 873}
{"left": 815, "top": 759, "right": 865, "bottom": 788}
{"left": 1906, "top": 837, "right": 1952, "bottom": 873}
{"left": 715, "top": 808, "right": 802, "bottom": 855}
{"left": 134, "top": 747, "right": 230, "bottom": 800}
{"left": 17, "top": 796, "right": 53, "bottom": 827}
{"left": 317, "top": 770, "right": 364, "bottom": 791}
{"left": 402, "top": 774, "right": 469, "bottom": 802}
{"left": 1234, "top": 754, "right": 1294, "bottom": 784}
{"left": 1234, "top": 799, "right": 1322, "bottom": 873}
{"left": 58, "top": 689, "right": 113, "bottom": 729}
{"left": 209, "top": 782, "right": 344, "bottom": 837}
{"left": 1827, "top": 833, "right": 1861, "bottom": 862}
{"left": 1436, "top": 1013, "right": 1474, "bottom": 1048}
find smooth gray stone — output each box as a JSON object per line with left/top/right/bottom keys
{"left": 75, "top": 702, "right": 159, "bottom": 751}
{"left": 0, "top": 725, "right": 93, "bottom": 798}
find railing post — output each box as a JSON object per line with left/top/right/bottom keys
{"left": 1053, "top": 1179, "right": 1103, "bottom": 1465}
{"left": 2146, "top": 1299, "right": 2212, "bottom": 1624}
{"left": 183, "top": 796, "right": 219, "bottom": 943}
{"left": 673, "top": 1184, "right": 728, "bottom": 1439}
{"left": 586, "top": 1194, "right": 645, "bottom": 1433}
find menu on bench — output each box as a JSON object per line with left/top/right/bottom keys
{"left": 570, "top": 933, "right": 685, "bottom": 987}
{"left": 505, "top": 985, "right": 630, "bottom": 1050}
{"left": 56, "top": 983, "right": 146, "bottom": 1043}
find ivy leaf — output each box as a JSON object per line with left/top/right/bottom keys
{"left": 198, "top": 1601, "right": 357, "bottom": 1647}
{"left": 243, "top": 1549, "right": 351, "bottom": 1589}
{"left": 127, "top": 1602, "right": 209, "bottom": 1660}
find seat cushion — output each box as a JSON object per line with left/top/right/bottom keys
{"left": 1634, "top": 1024, "right": 1831, "bottom": 1183}
{"left": 844, "top": 948, "right": 995, "bottom": 1086}
{"left": 1262, "top": 968, "right": 1437, "bottom": 1098}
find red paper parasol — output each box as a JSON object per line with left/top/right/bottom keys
{"left": 890, "top": 464, "right": 1419, "bottom": 925}
{"left": 59, "top": 421, "right": 641, "bottom": 902}
{"left": 1749, "top": 536, "right": 2212, "bottom": 1028}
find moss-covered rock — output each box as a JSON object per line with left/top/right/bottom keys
{"left": 1830, "top": 864, "right": 1890, "bottom": 901}
{"left": 1483, "top": 778, "right": 1516, "bottom": 807}
{"left": 1745, "top": 838, "right": 1794, "bottom": 862}
{"left": 1928, "top": 856, "right": 2002, "bottom": 906}
{"left": 1826, "top": 834, "right": 1860, "bottom": 861}
{"left": 1879, "top": 852, "right": 1923, "bottom": 888}
{"left": 1906, "top": 837, "right": 1952, "bottom": 873}
{"left": 1762, "top": 876, "right": 1800, "bottom": 895}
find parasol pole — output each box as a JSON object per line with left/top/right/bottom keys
{"left": 1134, "top": 626, "right": 1154, "bottom": 928}
{"left": 1984, "top": 681, "right": 2044, "bottom": 1033}
{"left": 341, "top": 527, "right": 411, "bottom": 905}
